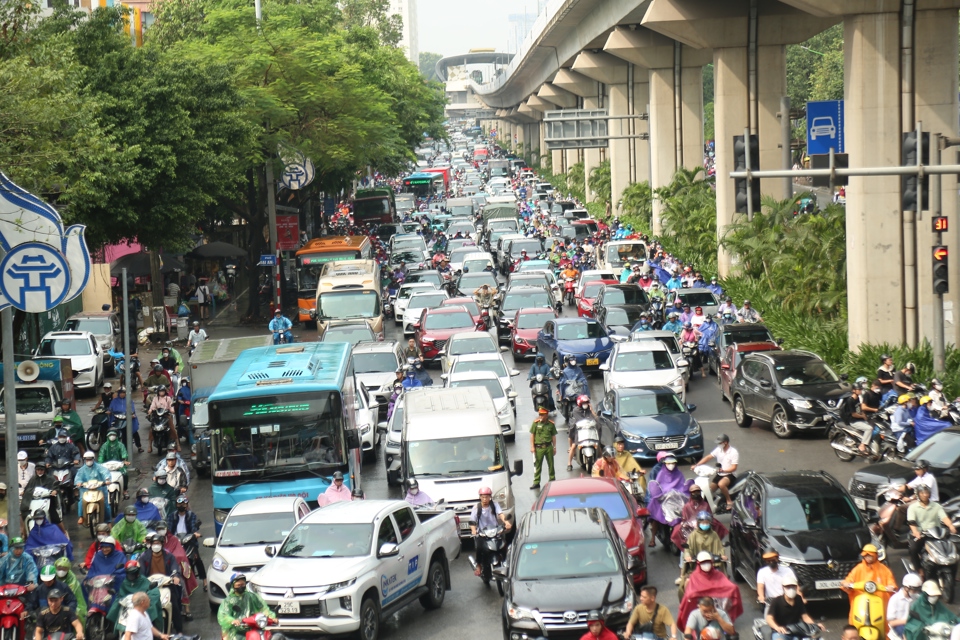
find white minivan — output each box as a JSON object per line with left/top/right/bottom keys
{"left": 391, "top": 387, "right": 522, "bottom": 537}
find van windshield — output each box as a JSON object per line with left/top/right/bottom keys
{"left": 405, "top": 435, "right": 504, "bottom": 476}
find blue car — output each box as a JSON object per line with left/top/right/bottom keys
{"left": 536, "top": 317, "right": 614, "bottom": 371}
{"left": 596, "top": 386, "right": 704, "bottom": 463}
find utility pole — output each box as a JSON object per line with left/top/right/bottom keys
{"left": 3, "top": 302, "right": 18, "bottom": 538}
{"left": 122, "top": 269, "right": 134, "bottom": 449}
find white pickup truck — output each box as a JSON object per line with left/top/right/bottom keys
{"left": 250, "top": 499, "right": 461, "bottom": 640}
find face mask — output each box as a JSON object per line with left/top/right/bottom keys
{"left": 928, "top": 595, "right": 939, "bottom": 605}
{"left": 141, "top": 497, "right": 149, "bottom": 504}
{"left": 665, "top": 463, "right": 676, "bottom": 471}
{"left": 18, "top": 462, "right": 27, "bottom": 468}
{"left": 35, "top": 519, "right": 45, "bottom": 527}
{"left": 410, "top": 489, "right": 419, "bottom": 496}
{"left": 56, "top": 570, "right": 67, "bottom": 579}
{"left": 108, "top": 435, "right": 117, "bottom": 441}
{"left": 784, "top": 588, "right": 798, "bottom": 598}
{"left": 58, "top": 438, "right": 66, "bottom": 444}
{"left": 700, "top": 562, "right": 712, "bottom": 573}
{"left": 177, "top": 505, "right": 186, "bottom": 512}
{"left": 125, "top": 515, "right": 136, "bottom": 523}
{"left": 699, "top": 523, "right": 711, "bottom": 531}
{"left": 97, "top": 534, "right": 107, "bottom": 542}
{"left": 85, "top": 460, "right": 94, "bottom": 467}
{"left": 157, "top": 479, "right": 166, "bottom": 485}
{"left": 151, "top": 544, "right": 163, "bottom": 553}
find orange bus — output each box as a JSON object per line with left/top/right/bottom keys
{"left": 295, "top": 236, "right": 374, "bottom": 323}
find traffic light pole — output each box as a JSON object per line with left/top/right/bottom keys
{"left": 931, "top": 134, "right": 944, "bottom": 372}
{"left": 744, "top": 127, "right": 755, "bottom": 221}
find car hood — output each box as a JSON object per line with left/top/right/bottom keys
{"left": 510, "top": 575, "right": 627, "bottom": 611}
{"left": 617, "top": 414, "right": 694, "bottom": 436}
{"left": 768, "top": 527, "right": 873, "bottom": 563}
{"left": 555, "top": 338, "right": 613, "bottom": 354}
{"left": 423, "top": 327, "right": 475, "bottom": 340}
{"left": 780, "top": 383, "right": 848, "bottom": 406}
{"left": 216, "top": 542, "right": 281, "bottom": 569}
{"left": 852, "top": 461, "right": 911, "bottom": 486}
{"left": 356, "top": 372, "right": 394, "bottom": 390}
{"left": 606, "top": 325, "right": 633, "bottom": 337}
{"left": 515, "top": 328, "right": 539, "bottom": 340}
{"left": 609, "top": 370, "right": 682, "bottom": 387}
{"left": 416, "top": 475, "right": 501, "bottom": 503}
{"left": 253, "top": 556, "right": 370, "bottom": 587}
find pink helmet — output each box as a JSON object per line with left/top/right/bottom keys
{"left": 479, "top": 487, "right": 493, "bottom": 496}
{"left": 656, "top": 451, "right": 672, "bottom": 462}
{"left": 577, "top": 395, "right": 590, "bottom": 406}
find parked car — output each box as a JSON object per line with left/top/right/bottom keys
{"left": 597, "top": 387, "right": 703, "bottom": 463}
{"left": 510, "top": 308, "right": 557, "bottom": 359}
{"left": 536, "top": 317, "right": 614, "bottom": 372}
{"left": 532, "top": 477, "right": 647, "bottom": 584}
{"left": 718, "top": 341, "right": 782, "bottom": 403}
{"left": 414, "top": 306, "right": 479, "bottom": 362}
{"left": 600, "top": 341, "right": 687, "bottom": 399}
{"left": 707, "top": 322, "right": 778, "bottom": 375}
{"left": 499, "top": 508, "right": 640, "bottom": 640}
{"left": 35, "top": 330, "right": 104, "bottom": 391}
{"left": 63, "top": 311, "right": 122, "bottom": 376}
{"left": 728, "top": 470, "right": 881, "bottom": 601}
{"left": 730, "top": 350, "right": 850, "bottom": 438}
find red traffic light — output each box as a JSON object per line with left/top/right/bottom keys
{"left": 934, "top": 246, "right": 949, "bottom": 261}
{"left": 934, "top": 217, "right": 949, "bottom": 232}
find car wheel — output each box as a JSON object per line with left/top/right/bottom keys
{"left": 357, "top": 596, "right": 380, "bottom": 640}
{"left": 733, "top": 397, "right": 752, "bottom": 428}
{"left": 419, "top": 560, "right": 446, "bottom": 610}
{"left": 771, "top": 407, "right": 794, "bottom": 439}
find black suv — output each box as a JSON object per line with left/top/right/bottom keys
{"left": 849, "top": 427, "right": 960, "bottom": 513}
{"left": 500, "top": 508, "right": 639, "bottom": 640}
{"left": 592, "top": 284, "right": 650, "bottom": 318}
{"left": 730, "top": 350, "right": 850, "bottom": 438}
{"left": 706, "top": 322, "right": 778, "bottom": 375}
{"left": 729, "top": 470, "right": 880, "bottom": 601}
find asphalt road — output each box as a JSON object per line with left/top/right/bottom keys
{"left": 4, "top": 304, "right": 929, "bottom": 640}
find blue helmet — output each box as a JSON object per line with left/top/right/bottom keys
{"left": 697, "top": 510, "right": 712, "bottom": 522}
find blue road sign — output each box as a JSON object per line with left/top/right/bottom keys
{"left": 259, "top": 255, "right": 277, "bottom": 267}
{"left": 806, "top": 100, "right": 844, "bottom": 155}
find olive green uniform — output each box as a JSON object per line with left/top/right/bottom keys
{"left": 529, "top": 418, "right": 558, "bottom": 486}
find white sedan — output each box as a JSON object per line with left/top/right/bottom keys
{"left": 600, "top": 341, "right": 688, "bottom": 400}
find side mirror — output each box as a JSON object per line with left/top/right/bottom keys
{"left": 510, "top": 369, "right": 520, "bottom": 377}
{"left": 676, "top": 359, "right": 690, "bottom": 368}
{"left": 440, "top": 373, "right": 448, "bottom": 380}
{"left": 840, "top": 373, "right": 849, "bottom": 381}
{"left": 628, "top": 555, "right": 644, "bottom": 574}
{"left": 598, "top": 363, "right": 609, "bottom": 371}
{"left": 378, "top": 542, "right": 400, "bottom": 558}
{"left": 491, "top": 566, "right": 507, "bottom": 580}
{"left": 512, "top": 459, "right": 524, "bottom": 477}
{"left": 413, "top": 322, "right": 421, "bottom": 329}
{"left": 354, "top": 402, "right": 361, "bottom": 411}
{"left": 264, "top": 545, "right": 276, "bottom": 557}
{"left": 438, "top": 348, "right": 446, "bottom": 356}
{"left": 686, "top": 404, "right": 697, "bottom": 412}
{"left": 500, "top": 346, "right": 509, "bottom": 352}
{"left": 636, "top": 506, "right": 648, "bottom": 518}
{"left": 776, "top": 338, "right": 785, "bottom": 345}
{"left": 345, "top": 430, "right": 361, "bottom": 450}
{"left": 202, "top": 537, "right": 215, "bottom": 548}
{"left": 508, "top": 391, "right": 518, "bottom": 399}
{"left": 377, "top": 421, "right": 388, "bottom": 434}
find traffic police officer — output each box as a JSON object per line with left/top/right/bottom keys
{"left": 529, "top": 407, "right": 557, "bottom": 490}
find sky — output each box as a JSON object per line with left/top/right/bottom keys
{"left": 417, "top": 0, "right": 544, "bottom": 57}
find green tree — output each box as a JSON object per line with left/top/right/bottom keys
{"left": 419, "top": 51, "right": 443, "bottom": 80}
{"left": 588, "top": 160, "right": 611, "bottom": 206}
{"left": 566, "top": 162, "right": 586, "bottom": 202}
{"left": 619, "top": 181, "right": 653, "bottom": 233}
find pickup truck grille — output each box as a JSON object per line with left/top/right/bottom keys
{"left": 540, "top": 610, "right": 589, "bottom": 629}
{"left": 278, "top": 604, "right": 322, "bottom": 619}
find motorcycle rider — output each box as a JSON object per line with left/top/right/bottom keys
{"left": 764, "top": 574, "right": 824, "bottom": 640}
{"left": 158, "top": 347, "right": 179, "bottom": 377}
{"left": 111, "top": 505, "right": 147, "bottom": 545}
{"left": 144, "top": 364, "right": 171, "bottom": 396}
{"left": 557, "top": 355, "right": 588, "bottom": 421}
{"left": 624, "top": 586, "right": 678, "bottom": 640}
{"left": 74, "top": 451, "right": 112, "bottom": 525}
{"left": 403, "top": 338, "right": 422, "bottom": 360}
{"left": 82, "top": 523, "right": 111, "bottom": 570}
{"left": 25, "top": 509, "right": 72, "bottom": 561}
{"left": 412, "top": 359, "right": 433, "bottom": 387}
{"left": 109, "top": 388, "right": 142, "bottom": 453}
{"left": 877, "top": 354, "right": 896, "bottom": 395}
{"left": 648, "top": 281, "right": 665, "bottom": 301}
{"left": 893, "top": 394, "right": 918, "bottom": 436}
{"left": 928, "top": 378, "right": 948, "bottom": 414}
{"left": 684, "top": 595, "right": 735, "bottom": 640}
{"left": 57, "top": 399, "right": 85, "bottom": 454}
{"left": 469, "top": 486, "right": 512, "bottom": 537}
{"left": 836, "top": 383, "right": 874, "bottom": 454}
{"left": 566, "top": 396, "right": 596, "bottom": 471}
{"left": 137, "top": 532, "right": 183, "bottom": 632}
{"left": 147, "top": 386, "right": 178, "bottom": 453}
{"left": 860, "top": 379, "right": 883, "bottom": 418}
{"left": 34, "top": 588, "right": 84, "bottom": 640}
{"left": 717, "top": 297, "right": 738, "bottom": 319}
{"left": 403, "top": 478, "right": 434, "bottom": 506}
{"left": 591, "top": 446, "right": 622, "bottom": 479}
{"left": 906, "top": 460, "right": 939, "bottom": 501}
{"left": 756, "top": 549, "right": 797, "bottom": 608}
{"left": 98, "top": 428, "right": 130, "bottom": 500}
{"left": 691, "top": 434, "right": 739, "bottom": 512}
{"left": 268, "top": 309, "right": 293, "bottom": 345}
{"left": 401, "top": 365, "right": 423, "bottom": 390}
{"left": 662, "top": 312, "right": 683, "bottom": 335}
{"left": 187, "top": 321, "right": 207, "bottom": 354}
{"left": 680, "top": 512, "right": 725, "bottom": 585}
{"left": 697, "top": 315, "right": 719, "bottom": 379}
{"left": 904, "top": 581, "right": 956, "bottom": 640}
{"left": 45, "top": 428, "right": 81, "bottom": 468}
{"left": 915, "top": 395, "right": 953, "bottom": 446}
{"left": 707, "top": 277, "right": 723, "bottom": 297}
{"left": 737, "top": 300, "right": 762, "bottom": 323}
{"left": 612, "top": 435, "right": 645, "bottom": 486}
{"left": 17, "top": 451, "right": 35, "bottom": 493}
{"left": 320, "top": 471, "right": 352, "bottom": 504}
{"left": 53, "top": 556, "right": 86, "bottom": 625}
{"left": 887, "top": 573, "right": 923, "bottom": 640}
{"left": 33, "top": 564, "right": 77, "bottom": 614}
{"left": 217, "top": 573, "right": 272, "bottom": 640}
{"left": 580, "top": 610, "right": 617, "bottom": 640}
{"left": 907, "top": 484, "right": 956, "bottom": 577}
{"left": 631, "top": 312, "right": 654, "bottom": 333}
{"left": 0, "top": 537, "right": 37, "bottom": 592}
{"left": 128, "top": 487, "right": 163, "bottom": 522}
{"left": 153, "top": 520, "right": 197, "bottom": 620}
{"left": 160, "top": 453, "right": 188, "bottom": 494}
{"left": 841, "top": 544, "right": 897, "bottom": 624}
{"left": 528, "top": 354, "right": 555, "bottom": 412}
{"left": 107, "top": 560, "right": 163, "bottom": 632}
{"left": 473, "top": 284, "right": 497, "bottom": 307}
{"left": 19, "top": 462, "right": 63, "bottom": 533}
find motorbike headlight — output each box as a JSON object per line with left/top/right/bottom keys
{"left": 789, "top": 398, "right": 813, "bottom": 410}
{"left": 211, "top": 555, "right": 227, "bottom": 572}
{"left": 685, "top": 421, "right": 701, "bottom": 436}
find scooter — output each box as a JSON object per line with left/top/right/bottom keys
{"left": 102, "top": 460, "right": 125, "bottom": 516}
{"left": 178, "top": 532, "right": 202, "bottom": 588}
{"left": 468, "top": 525, "right": 506, "bottom": 596}
{"left": 621, "top": 471, "right": 646, "bottom": 506}
{"left": 24, "top": 486, "right": 59, "bottom": 533}
{"left": 79, "top": 479, "right": 107, "bottom": 538}
{"left": 823, "top": 406, "right": 882, "bottom": 462}
{"left": 923, "top": 622, "right": 954, "bottom": 640}
{"left": 575, "top": 418, "right": 601, "bottom": 471}
{"left": 530, "top": 375, "right": 551, "bottom": 412}
{"left": 915, "top": 527, "right": 959, "bottom": 603}
{"left": 113, "top": 351, "right": 141, "bottom": 391}
{"left": 0, "top": 583, "right": 29, "bottom": 640}
{"left": 84, "top": 574, "right": 115, "bottom": 640}
{"left": 86, "top": 408, "right": 113, "bottom": 453}
{"left": 752, "top": 620, "right": 822, "bottom": 640}
{"left": 692, "top": 464, "right": 721, "bottom": 514}
{"left": 563, "top": 277, "right": 576, "bottom": 306}
{"left": 118, "top": 574, "right": 175, "bottom": 636}
{"left": 30, "top": 543, "right": 68, "bottom": 570}
{"left": 871, "top": 485, "right": 911, "bottom": 549}
{"left": 238, "top": 613, "right": 282, "bottom": 640}
{"left": 848, "top": 581, "right": 889, "bottom": 640}
{"left": 150, "top": 408, "right": 172, "bottom": 453}
{"left": 50, "top": 458, "right": 75, "bottom": 514}
{"left": 558, "top": 380, "right": 584, "bottom": 424}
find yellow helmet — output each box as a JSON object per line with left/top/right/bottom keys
{"left": 861, "top": 543, "right": 879, "bottom": 556}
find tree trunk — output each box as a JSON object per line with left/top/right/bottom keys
{"left": 245, "top": 165, "right": 268, "bottom": 320}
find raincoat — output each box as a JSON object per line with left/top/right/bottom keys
{"left": 217, "top": 590, "right": 272, "bottom": 640}
{"left": 914, "top": 406, "right": 953, "bottom": 446}
{"left": 677, "top": 566, "right": 743, "bottom": 629}
{"left": 647, "top": 467, "right": 688, "bottom": 525}
{"left": 53, "top": 558, "right": 86, "bottom": 623}
{"left": 841, "top": 559, "right": 896, "bottom": 625}
{"left": 904, "top": 594, "right": 957, "bottom": 640}
{"left": 107, "top": 574, "right": 162, "bottom": 630}
{"left": 25, "top": 520, "right": 73, "bottom": 561}
{"left": 86, "top": 547, "right": 127, "bottom": 592}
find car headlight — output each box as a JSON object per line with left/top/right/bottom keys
{"left": 214, "top": 509, "right": 230, "bottom": 524}
{"left": 619, "top": 429, "right": 641, "bottom": 441}
{"left": 789, "top": 398, "right": 813, "bottom": 410}
{"left": 498, "top": 405, "right": 511, "bottom": 419}
{"left": 360, "top": 424, "right": 371, "bottom": 435}
{"left": 603, "top": 589, "right": 635, "bottom": 616}
{"left": 328, "top": 578, "right": 356, "bottom": 592}
{"left": 670, "top": 375, "right": 683, "bottom": 387}
{"left": 248, "top": 582, "right": 261, "bottom": 594}
{"left": 607, "top": 380, "right": 622, "bottom": 390}
{"left": 506, "top": 603, "right": 535, "bottom": 620}
{"left": 685, "top": 421, "right": 701, "bottom": 436}
{"left": 298, "top": 308, "right": 311, "bottom": 315}
{"left": 78, "top": 366, "right": 94, "bottom": 373}
{"left": 40, "top": 420, "right": 53, "bottom": 428}
{"left": 421, "top": 337, "right": 434, "bottom": 344}
{"left": 494, "top": 488, "right": 508, "bottom": 502}
{"left": 211, "top": 555, "right": 227, "bottom": 572}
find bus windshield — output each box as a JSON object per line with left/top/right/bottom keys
{"left": 210, "top": 392, "right": 345, "bottom": 482}
{"left": 353, "top": 198, "right": 390, "bottom": 221}
{"left": 317, "top": 290, "right": 381, "bottom": 320}
{"left": 297, "top": 253, "right": 361, "bottom": 297}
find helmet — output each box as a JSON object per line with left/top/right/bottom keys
{"left": 761, "top": 548, "right": 779, "bottom": 560}
{"left": 478, "top": 487, "right": 493, "bottom": 496}
{"left": 136, "top": 488, "right": 149, "bottom": 498}
{"left": 34, "top": 462, "right": 46, "bottom": 471}
{"left": 125, "top": 560, "right": 140, "bottom": 571}
{"left": 83, "top": 451, "right": 95, "bottom": 459}
{"left": 96, "top": 523, "right": 110, "bottom": 533}
{"left": 920, "top": 395, "right": 932, "bottom": 405}
{"left": 124, "top": 505, "right": 137, "bottom": 516}
{"left": 905, "top": 362, "right": 917, "bottom": 373}
{"left": 577, "top": 394, "right": 590, "bottom": 406}
{"left": 914, "top": 459, "right": 930, "bottom": 471}
{"left": 230, "top": 573, "right": 247, "bottom": 586}
{"left": 405, "top": 478, "right": 419, "bottom": 492}
{"left": 46, "top": 589, "right": 64, "bottom": 600}
{"left": 932, "top": 378, "right": 943, "bottom": 390}
{"left": 16, "top": 451, "right": 26, "bottom": 461}
{"left": 332, "top": 471, "right": 344, "bottom": 481}
{"left": 613, "top": 434, "right": 626, "bottom": 445}
{"left": 165, "top": 452, "right": 177, "bottom": 461}
{"left": 880, "top": 353, "right": 892, "bottom": 362}
{"left": 566, "top": 355, "right": 576, "bottom": 364}
{"left": 56, "top": 429, "right": 68, "bottom": 439}
{"left": 153, "top": 364, "right": 163, "bottom": 372}
{"left": 683, "top": 322, "right": 692, "bottom": 329}
{"left": 696, "top": 510, "right": 712, "bottom": 522}
{"left": 854, "top": 376, "right": 869, "bottom": 389}
{"left": 100, "top": 536, "right": 116, "bottom": 547}
{"left": 861, "top": 543, "right": 879, "bottom": 556}
{"left": 696, "top": 551, "right": 713, "bottom": 563}
{"left": 9, "top": 537, "right": 23, "bottom": 548}
{"left": 602, "top": 446, "right": 616, "bottom": 460}
{"left": 33, "top": 509, "right": 46, "bottom": 519}
{"left": 903, "top": 573, "right": 923, "bottom": 589}
{"left": 586, "top": 610, "right": 602, "bottom": 623}
{"left": 898, "top": 393, "right": 913, "bottom": 405}
{"left": 922, "top": 581, "right": 943, "bottom": 596}
{"left": 40, "top": 565, "right": 56, "bottom": 581}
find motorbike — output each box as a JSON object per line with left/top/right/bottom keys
{"left": 915, "top": 526, "right": 959, "bottom": 603}
{"left": 84, "top": 574, "right": 115, "bottom": 640}
{"left": 120, "top": 539, "right": 146, "bottom": 562}
{"left": 681, "top": 342, "right": 698, "bottom": 370}
{"left": 621, "top": 471, "right": 646, "bottom": 506}
{"left": 479, "top": 304, "right": 493, "bottom": 330}
{"left": 50, "top": 458, "right": 75, "bottom": 514}
{"left": 79, "top": 479, "right": 107, "bottom": 538}
{"left": 679, "top": 554, "right": 728, "bottom": 596}
{"left": 575, "top": 418, "right": 601, "bottom": 471}
{"left": 165, "top": 370, "right": 181, "bottom": 393}
{"left": 848, "top": 580, "right": 888, "bottom": 640}
{"left": 468, "top": 525, "right": 506, "bottom": 595}
{"left": 178, "top": 532, "right": 202, "bottom": 585}
{"left": 271, "top": 329, "right": 293, "bottom": 345}
{"left": 692, "top": 464, "right": 721, "bottom": 514}
{"left": 118, "top": 574, "right": 174, "bottom": 636}
{"left": 823, "top": 405, "right": 882, "bottom": 462}
{"left": 752, "top": 620, "right": 822, "bottom": 640}
{"left": 150, "top": 408, "right": 172, "bottom": 453}
{"left": 558, "top": 379, "right": 584, "bottom": 424}
{"left": 870, "top": 485, "right": 912, "bottom": 549}
{"left": 0, "top": 583, "right": 29, "bottom": 640}
{"left": 102, "top": 460, "right": 125, "bottom": 516}
{"left": 112, "top": 351, "right": 141, "bottom": 391}
{"left": 24, "top": 486, "right": 59, "bottom": 533}
{"left": 530, "top": 375, "right": 551, "bottom": 412}
{"left": 86, "top": 407, "right": 114, "bottom": 453}
{"left": 563, "top": 277, "right": 576, "bottom": 307}
{"left": 923, "top": 622, "right": 953, "bottom": 640}
{"left": 237, "top": 613, "right": 282, "bottom": 640}
{"left": 225, "top": 264, "right": 237, "bottom": 292}
{"left": 30, "top": 543, "right": 68, "bottom": 570}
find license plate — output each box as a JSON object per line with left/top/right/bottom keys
{"left": 586, "top": 358, "right": 599, "bottom": 366}
{"left": 815, "top": 580, "right": 841, "bottom": 590}
{"left": 17, "top": 434, "right": 34, "bottom": 442}
{"left": 459, "top": 521, "right": 472, "bottom": 530}
{"left": 278, "top": 600, "right": 300, "bottom": 614}
{"left": 531, "top": 347, "right": 537, "bottom": 353}
{"left": 854, "top": 497, "right": 866, "bottom": 510}
{"left": 654, "top": 442, "right": 678, "bottom": 450}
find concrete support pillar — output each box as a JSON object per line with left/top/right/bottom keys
{"left": 608, "top": 81, "right": 631, "bottom": 210}
{"left": 649, "top": 66, "right": 678, "bottom": 234}
{"left": 757, "top": 45, "right": 789, "bottom": 201}
{"left": 845, "top": 12, "right": 903, "bottom": 346}
{"left": 713, "top": 46, "right": 749, "bottom": 277}
{"left": 634, "top": 76, "right": 651, "bottom": 186}
{"left": 583, "top": 94, "right": 601, "bottom": 201}
{"left": 680, "top": 65, "right": 705, "bottom": 175}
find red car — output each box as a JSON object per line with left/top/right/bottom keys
{"left": 441, "top": 297, "right": 481, "bottom": 324}
{"left": 576, "top": 279, "right": 618, "bottom": 318}
{"left": 510, "top": 307, "right": 557, "bottom": 358}
{"left": 719, "top": 341, "right": 783, "bottom": 402}
{"left": 533, "top": 477, "right": 647, "bottom": 585}
{"left": 415, "top": 305, "right": 479, "bottom": 362}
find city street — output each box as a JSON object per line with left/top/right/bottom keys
{"left": 5, "top": 306, "right": 913, "bottom": 640}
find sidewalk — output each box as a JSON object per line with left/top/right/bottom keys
{"left": 207, "top": 288, "right": 248, "bottom": 327}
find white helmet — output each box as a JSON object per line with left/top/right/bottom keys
{"left": 903, "top": 573, "right": 923, "bottom": 589}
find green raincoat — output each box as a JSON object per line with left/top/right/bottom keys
{"left": 53, "top": 558, "right": 86, "bottom": 624}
